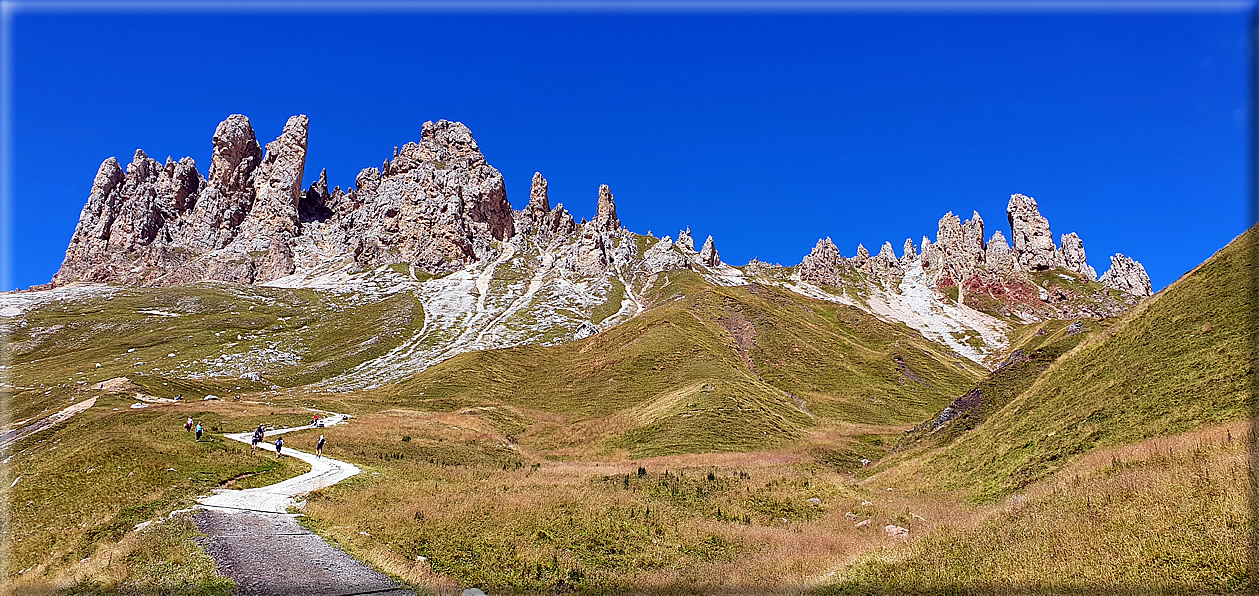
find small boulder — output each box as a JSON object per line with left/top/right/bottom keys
{"left": 855, "top": 519, "right": 871, "bottom": 529}
{"left": 883, "top": 524, "right": 910, "bottom": 539}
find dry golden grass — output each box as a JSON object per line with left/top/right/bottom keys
{"left": 284, "top": 407, "right": 986, "bottom": 594}
{"left": 820, "top": 420, "right": 1254, "bottom": 594}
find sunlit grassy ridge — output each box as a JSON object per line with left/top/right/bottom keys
{"left": 5, "top": 284, "right": 422, "bottom": 414}
{"left": 2, "top": 391, "right": 312, "bottom": 589}
{"left": 923, "top": 224, "right": 1255, "bottom": 502}
{"left": 386, "top": 271, "right": 982, "bottom": 457}
{"left": 822, "top": 421, "right": 1253, "bottom": 594}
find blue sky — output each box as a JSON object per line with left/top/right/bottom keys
{"left": 6, "top": 6, "right": 1253, "bottom": 291}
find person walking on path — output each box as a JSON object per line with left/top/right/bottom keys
{"left": 251, "top": 424, "right": 265, "bottom": 453}
{"left": 195, "top": 423, "right": 203, "bottom": 442}
{"left": 316, "top": 435, "right": 326, "bottom": 458}
{"left": 275, "top": 436, "right": 284, "bottom": 459}
{"left": 185, "top": 417, "right": 194, "bottom": 432}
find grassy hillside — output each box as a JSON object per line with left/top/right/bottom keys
{"left": 822, "top": 421, "right": 1252, "bottom": 594}
{"left": 1, "top": 390, "right": 313, "bottom": 590}
{"left": 815, "top": 225, "right": 1257, "bottom": 594}
{"left": 3, "top": 284, "right": 423, "bottom": 419}
{"left": 384, "top": 271, "right": 983, "bottom": 458}
{"left": 921, "top": 224, "right": 1255, "bottom": 502}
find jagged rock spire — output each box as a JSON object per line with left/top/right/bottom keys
{"left": 527, "top": 172, "right": 550, "bottom": 220}
{"left": 1059, "top": 232, "right": 1096, "bottom": 281}
{"left": 592, "top": 184, "right": 620, "bottom": 232}
{"left": 985, "top": 230, "right": 1015, "bottom": 273}
{"left": 677, "top": 227, "right": 695, "bottom": 252}
{"left": 1100, "top": 253, "right": 1152, "bottom": 297}
{"left": 699, "top": 235, "right": 720, "bottom": 267}
{"left": 1007, "top": 193, "right": 1059, "bottom": 271}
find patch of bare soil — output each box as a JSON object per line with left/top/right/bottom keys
{"left": 715, "top": 307, "right": 756, "bottom": 373}
{"left": 194, "top": 509, "right": 413, "bottom": 596}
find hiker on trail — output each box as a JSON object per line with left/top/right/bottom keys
{"left": 312, "top": 414, "right": 320, "bottom": 427}
{"left": 185, "top": 417, "right": 193, "bottom": 432}
{"left": 316, "top": 434, "right": 326, "bottom": 458}
{"left": 251, "top": 425, "right": 265, "bottom": 453}
{"left": 195, "top": 423, "right": 203, "bottom": 441}
{"left": 275, "top": 436, "right": 284, "bottom": 459}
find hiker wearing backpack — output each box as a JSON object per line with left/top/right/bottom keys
{"left": 184, "top": 417, "right": 193, "bottom": 432}
{"left": 275, "top": 436, "right": 284, "bottom": 459}
{"left": 251, "top": 424, "right": 265, "bottom": 453}
{"left": 316, "top": 434, "right": 326, "bottom": 458}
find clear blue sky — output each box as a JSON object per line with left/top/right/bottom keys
{"left": 7, "top": 6, "right": 1253, "bottom": 292}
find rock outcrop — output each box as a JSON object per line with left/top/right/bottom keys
{"left": 1007, "top": 193, "right": 1060, "bottom": 271}
{"left": 985, "top": 231, "right": 1016, "bottom": 274}
{"left": 798, "top": 238, "right": 849, "bottom": 287}
{"left": 337, "top": 119, "right": 515, "bottom": 272}
{"left": 52, "top": 115, "right": 526, "bottom": 286}
{"left": 525, "top": 172, "right": 550, "bottom": 225}
{"left": 698, "top": 235, "right": 720, "bottom": 267}
{"left": 592, "top": 185, "right": 620, "bottom": 233}
{"left": 676, "top": 227, "right": 695, "bottom": 253}
{"left": 52, "top": 114, "right": 315, "bottom": 286}
{"left": 1058, "top": 232, "right": 1097, "bottom": 281}
{"left": 795, "top": 192, "right": 1151, "bottom": 320}
{"left": 1100, "top": 253, "right": 1153, "bottom": 297}
{"left": 641, "top": 236, "right": 689, "bottom": 272}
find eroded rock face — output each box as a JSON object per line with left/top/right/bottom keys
{"left": 1100, "top": 253, "right": 1153, "bottom": 297}
{"left": 792, "top": 193, "right": 1152, "bottom": 320}
{"left": 698, "top": 235, "right": 721, "bottom": 267}
{"left": 337, "top": 119, "right": 515, "bottom": 273}
{"left": 52, "top": 115, "right": 538, "bottom": 286}
{"left": 799, "top": 238, "right": 850, "bottom": 287}
{"left": 1007, "top": 194, "right": 1059, "bottom": 271}
{"left": 525, "top": 172, "right": 550, "bottom": 225}
{"left": 985, "top": 230, "right": 1016, "bottom": 274}
{"left": 1059, "top": 232, "right": 1097, "bottom": 281}
{"left": 677, "top": 227, "right": 695, "bottom": 253}
{"left": 641, "top": 236, "right": 689, "bottom": 272}
{"left": 592, "top": 184, "right": 620, "bottom": 233}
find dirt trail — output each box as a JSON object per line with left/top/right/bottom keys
{"left": 0, "top": 396, "right": 97, "bottom": 448}
{"left": 195, "top": 413, "right": 413, "bottom": 595}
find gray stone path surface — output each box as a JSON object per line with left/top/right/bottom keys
{"left": 194, "top": 508, "right": 411, "bottom": 596}
{"left": 194, "top": 412, "right": 413, "bottom": 595}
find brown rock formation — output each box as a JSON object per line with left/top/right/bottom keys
{"left": 1058, "top": 232, "right": 1097, "bottom": 281}
{"left": 698, "top": 235, "right": 721, "bottom": 267}
{"left": 1100, "top": 253, "right": 1153, "bottom": 297}
{"left": 1007, "top": 193, "right": 1059, "bottom": 271}
{"left": 592, "top": 184, "right": 620, "bottom": 232}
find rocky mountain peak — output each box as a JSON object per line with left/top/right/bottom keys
{"left": 526, "top": 172, "right": 550, "bottom": 221}
{"left": 677, "top": 227, "right": 695, "bottom": 252}
{"left": 1100, "top": 253, "right": 1153, "bottom": 297}
{"left": 699, "top": 235, "right": 721, "bottom": 267}
{"left": 985, "top": 230, "right": 1015, "bottom": 273}
{"left": 1007, "top": 193, "right": 1059, "bottom": 271}
{"left": 593, "top": 184, "right": 620, "bottom": 232}
{"left": 1059, "top": 232, "right": 1097, "bottom": 281}
{"left": 208, "top": 114, "right": 263, "bottom": 192}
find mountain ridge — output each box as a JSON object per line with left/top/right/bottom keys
{"left": 40, "top": 113, "right": 1155, "bottom": 373}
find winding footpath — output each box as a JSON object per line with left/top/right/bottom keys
{"left": 195, "top": 413, "right": 413, "bottom": 596}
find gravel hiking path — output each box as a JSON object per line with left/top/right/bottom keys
{"left": 0, "top": 396, "right": 97, "bottom": 449}
{"left": 195, "top": 413, "right": 413, "bottom": 595}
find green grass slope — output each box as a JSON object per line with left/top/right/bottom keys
{"left": 386, "top": 272, "right": 983, "bottom": 458}
{"left": 926, "top": 223, "right": 1256, "bottom": 501}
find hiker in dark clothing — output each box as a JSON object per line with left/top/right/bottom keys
{"left": 195, "top": 423, "right": 203, "bottom": 442}
{"left": 251, "top": 425, "right": 265, "bottom": 453}
{"left": 184, "top": 417, "right": 194, "bottom": 432}
{"left": 275, "top": 436, "right": 284, "bottom": 459}
{"left": 316, "top": 435, "right": 326, "bottom": 458}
